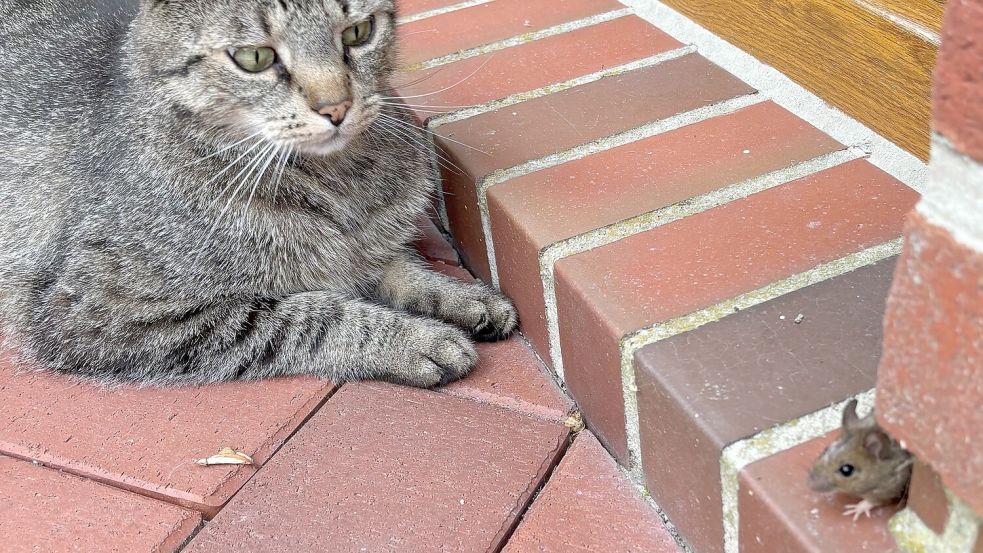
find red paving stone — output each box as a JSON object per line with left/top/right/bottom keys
{"left": 503, "top": 431, "right": 681, "bottom": 552}
{"left": 446, "top": 336, "right": 573, "bottom": 422}
{"left": 0, "top": 351, "right": 334, "bottom": 517}
{"left": 739, "top": 433, "right": 902, "bottom": 553}
{"left": 428, "top": 261, "right": 574, "bottom": 422}
{"left": 439, "top": 54, "right": 756, "bottom": 279}
{"left": 488, "top": 101, "right": 843, "bottom": 356}
{"left": 877, "top": 212, "right": 983, "bottom": 515}
{"left": 397, "top": 0, "right": 624, "bottom": 67}
{"left": 554, "top": 159, "right": 919, "bottom": 461}
{"left": 186, "top": 383, "right": 569, "bottom": 552}
{"left": 0, "top": 455, "right": 201, "bottom": 553}
{"left": 395, "top": 15, "right": 683, "bottom": 123}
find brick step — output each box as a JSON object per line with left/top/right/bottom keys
{"left": 392, "top": 0, "right": 924, "bottom": 550}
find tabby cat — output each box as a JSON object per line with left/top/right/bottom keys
{"left": 0, "top": 0, "right": 517, "bottom": 386}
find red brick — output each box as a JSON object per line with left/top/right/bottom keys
{"left": 0, "top": 456, "right": 201, "bottom": 553}
{"left": 908, "top": 460, "right": 950, "bottom": 535}
{"left": 554, "top": 160, "right": 918, "bottom": 461}
{"left": 933, "top": 0, "right": 983, "bottom": 162}
{"left": 185, "top": 383, "right": 569, "bottom": 552}
{"left": 394, "top": 16, "right": 682, "bottom": 122}
{"left": 877, "top": 212, "right": 983, "bottom": 515}
{"left": 397, "top": 0, "right": 623, "bottom": 67}
{"left": 397, "top": 0, "right": 467, "bottom": 19}
{"left": 428, "top": 261, "right": 574, "bottom": 421}
{"left": 439, "top": 54, "right": 756, "bottom": 279}
{"left": 414, "top": 214, "right": 460, "bottom": 265}
{"left": 502, "top": 431, "right": 680, "bottom": 553}
{"left": 0, "top": 351, "right": 333, "bottom": 517}
{"left": 488, "top": 101, "right": 842, "bottom": 357}
{"left": 739, "top": 433, "right": 903, "bottom": 552}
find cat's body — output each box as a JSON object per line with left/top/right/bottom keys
{"left": 0, "top": 0, "right": 516, "bottom": 386}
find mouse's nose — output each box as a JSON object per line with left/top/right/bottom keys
{"left": 314, "top": 99, "right": 353, "bottom": 126}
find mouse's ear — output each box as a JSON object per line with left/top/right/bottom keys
{"left": 864, "top": 430, "right": 891, "bottom": 460}
{"left": 842, "top": 399, "right": 860, "bottom": 431}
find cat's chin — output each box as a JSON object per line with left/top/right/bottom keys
{"left": 298, "top": 135, "right": 352, "bottom": 157}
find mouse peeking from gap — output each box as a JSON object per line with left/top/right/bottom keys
{"left": 807, "top": 399, "right": 914, "bottom": 520}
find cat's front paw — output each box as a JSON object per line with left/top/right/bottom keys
{"left": 442, "top": 283, "right": 518, "bottom": 342}
{"left": 387, "top": 318, "right": 478, "bottom": 388}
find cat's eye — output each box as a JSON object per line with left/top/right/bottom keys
{"left": 230, "top": 46, "right": 277, "bottom": 73}
{"left": 341, "top": 17, "right": 374, "bottom": 47}
{"left": 838, "top": 464, "right": 855, "bottom": 477}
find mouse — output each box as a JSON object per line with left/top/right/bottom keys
{"left": 807, "top": 399, "right": 913, "bottom": 520}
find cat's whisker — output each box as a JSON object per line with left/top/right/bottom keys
{"left": 380, "top": 106, "right": 451, "bottom": 115}
{"left": 374, "top": 118, "right": 455, "bottom": 172}
{"left": 241, "top": 143, "right": 282, "bottom": 222}
{"left": 376, "top": 112, "right": 490, "bottom": 157}
{"left": 379, "top": 53, "right": 495, "bottom": 101}
{"left": 200, "top": 139, "right": 267, "bottom": 196}
{"left": 375, "top": 113, "right": 461, "bottom": 161}
{"left": 377, "top": 100, "right": 479, "bottom": 110}
{"left": 379, "top": 64, "right": 450, "bottom": 93}
{"left": 191, "top": 131, "right": 266, "bottom": 165}
{"left": 270, "top": 145, "right": 293, "bottom": 202}
{"left": 374, "top": 117, "right": 465, "bottom": 175}
{"left": 205, "top": 142, "right": 276, "bottom": 240}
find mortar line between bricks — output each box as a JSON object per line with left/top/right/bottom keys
{"left": 539, "top": 146, "right": 863, "bottom": 379}
{"left": 406, "top": 9, "right": 634, "bottom": 71}
{"left": 619, "top": 0, "right": 927, "bottom": 190}
{"left": 478, "top": 92, "right": 766, "bottom": 288}
{"left": 190, "top": 383, "right": 342, "bottom": 522}
{"left": 491, "top": 429, "right": 573, "bottom": 552}
{"left": 427, "top": 46, "right": 697, "bottom": 128}
{"left": 396, "top": 0, "right": 494, "bottom": 25}
{"left": 718, "top": 389, "right": 877, "bottom": 553}
{"left": 615, "top": 238, "right": 901, "bottom": 524}
{"left": 628, "top": 468, "right": 695, "bottom": 552}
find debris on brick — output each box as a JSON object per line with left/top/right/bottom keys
{"left": 564, "top": 411, "right": 585, "bottom": 433}
{"left": 194, "top": 447, "right": 254, "bottom": 467}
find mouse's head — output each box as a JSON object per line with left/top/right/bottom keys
{"left": 807, "top": 399, "right": 897, "bottom": 497}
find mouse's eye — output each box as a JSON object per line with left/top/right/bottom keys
{"left": 838, "top": 464, "right": 855, "bottom": 477}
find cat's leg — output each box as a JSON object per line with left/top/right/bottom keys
{"left": 128, "top": 292, "right": 478, "bottom": 387}
{"left": 374, "top": 255, "right": 518, "bottom": 341}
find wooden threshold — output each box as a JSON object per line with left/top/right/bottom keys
{"left": 660, "top": 0, "right": 944, "bottom": 160}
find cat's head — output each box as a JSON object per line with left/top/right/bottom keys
{"left": 132, "top": 0, "right": 399, "bottom": 156}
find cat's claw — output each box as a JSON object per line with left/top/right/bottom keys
{"left": 843, "top": 499, "right": 877, "bottom": 521}
{"left": 463, "top": 289, "right": 518, "bottom": 341}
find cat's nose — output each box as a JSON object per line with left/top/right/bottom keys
{"left": 315, "top": 99, "right": 353, "bottom": 126}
